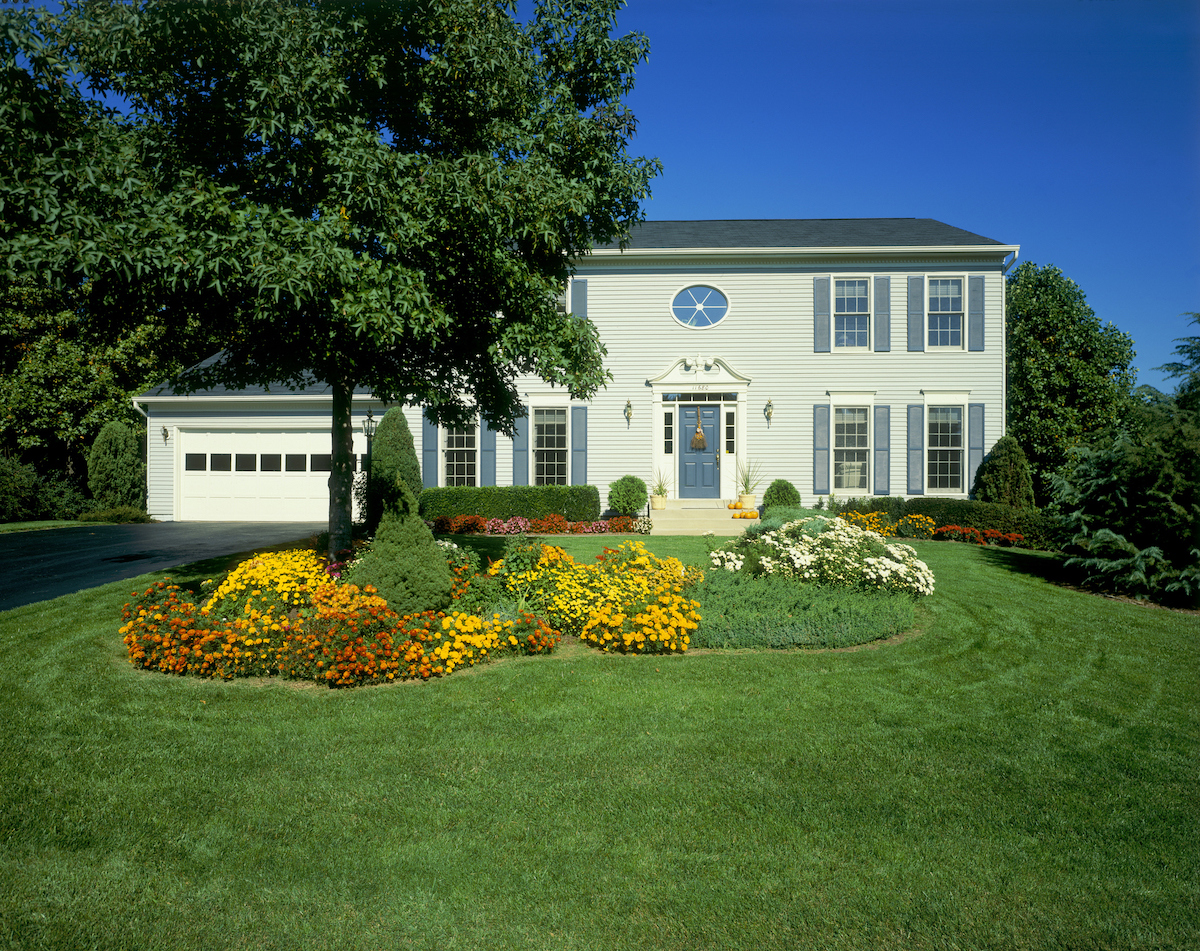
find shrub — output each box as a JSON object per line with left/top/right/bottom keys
{"left": 1051, "top": 396, "right": 1199, "bottom": 606}
{"left": 87, "top": 420, "right": 144, "bottom": 510}
{"left": 420, "top": 484, "right": 601, "bottom": 522}
{"left": 972, "top": 435, "right": 1036, "bottom": 508}
{"left": 709, "top": 516, "right": 935, "bottom": 598}
{"left": 79, "top": 505, "right": 154, "bottom": 523}
{"left": 607, "top": 474, "right": 648, "bottom": 516}
{"left": 345, "top": 482, "right": 454, "bottom": 616}
{"left": 0, "top": 455, "right": 39, "bottom": 522}
{"left": 762, "top": 478, "right": 801, "bottom": 511}
{"left": 358, "top": 407, "right": 422, "bottom": 531}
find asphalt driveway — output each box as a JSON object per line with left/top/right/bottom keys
{"left": 0, "top": 521, "right": 327, "bottom": 612}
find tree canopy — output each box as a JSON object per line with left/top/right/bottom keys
{"left": 1, "top": 0, "right": 660, "bottom": 550}
{"left": 1157, "top": 312, "right": 1200, "bottom": 412}
{"left": 1004, "top": 261, "right": 1136, "bottom": 504}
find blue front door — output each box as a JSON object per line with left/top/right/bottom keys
{"left": 679, "top": 404, "right": 720, "bottom": 498}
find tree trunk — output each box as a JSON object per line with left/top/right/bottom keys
{"left": 328, "top": 375, "right": 355, "bottom": 557}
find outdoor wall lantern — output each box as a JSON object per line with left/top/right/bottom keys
{"left": 764, "top": 399, "right": 774, "bottom": 426}
{"left": 161, "top": 426, "right": 169, "bottom": 442}
{"left": 624, "top": 400, "right": 634, "bottom": 425}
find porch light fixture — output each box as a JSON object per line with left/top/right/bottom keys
{"left": 362, "top": 409, "right": 377, "bottom": 439}
{"left": 764, "top": 400, "right": 774, "bottom": 426}
{"left": 623, "top": 400, "right": 633, "bottom": 424}
{"left": 160, "top": 426, "right": 169, "bottom": 442}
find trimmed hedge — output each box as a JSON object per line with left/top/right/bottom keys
{"left": 419, "top": 485, "right": 601, "bottom": 523}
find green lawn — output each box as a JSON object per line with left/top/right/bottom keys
{"left": 1, "top": 539, "right": 1196, "bottom": 950}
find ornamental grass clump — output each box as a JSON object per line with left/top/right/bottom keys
{"left": 709, "top": 516, "right": 934, "bottom": 598}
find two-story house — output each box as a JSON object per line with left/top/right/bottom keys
{"left": 136, "top": 218, "right": 1018, "bottom": 521}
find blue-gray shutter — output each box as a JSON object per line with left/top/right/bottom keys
{"left": 571, "top": 279, "right": 587, "bottom": 320}
{"left": 907, "top": 404, "right": 924, "bottom": 495}
{"left": 511, "top": 408, "right": 528, "bottom": 485}
{"left": 814, "top": 277, "right": 831, "bottom": 353}
{"left": 874, "top": 276, "right": 890, "bottom": 352}
{"left": 480, "top": 421, "right": 496, "bottom": 487}
{"left": 873, "top": 405, "right": 890, "bottom": 495}
{"left": 968, "top": 275, "right": 985, "bottom": 351}
{"left": 968, "top": 403, "right": 985, "bottom": 492}
{"left": 421, "top": 413, "right": 439, "bottom": 488}
{"left": 813, "top": 404, "right": 830, "bottom": 494}
{"left": 908, "top": 276, "right": 925, "bottom": 352}
{"left": 571, "top": 406, "right": 587, "bottom": 485}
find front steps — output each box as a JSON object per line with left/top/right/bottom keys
{"left": 648, "top": 498, "right": 757, "bottom": 536}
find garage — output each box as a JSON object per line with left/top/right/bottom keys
{"left": 177, "top": 429, "right": 363, "bottom": 522}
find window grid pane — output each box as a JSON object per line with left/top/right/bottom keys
{"left": 928, "top": 278, "right": 963, "bottom": 347}
{"left": 664, "top": 411, "right": 673, "bottom": 455}
{"left": 445, "top": 426, "right": 477, "bottom": 486}
{"left": 533, "top": 408, "right": 568, "bottom": 486}
{"left": 725, "top": 411, "right": 735, "bottom": 454}
{"left": 835, "top": 280, "right": 869, "bottom": 348}
{"left": 834, "top": 408, "right": 869, "bottom": 490}
{"left": 928, "top": 407, "right": 963, "bottom": 490}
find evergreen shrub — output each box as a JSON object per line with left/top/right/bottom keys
{"left": 346, "top": 482, "right": 454, "bottom": 616}
{"left": 762, "top": 479, "right": 801, "bottom": 510}
{"left": 419, "top": 484, "right": 600, "bottom": 522}
{"left": 79, "top": 505, "right": 154, "bottom": 523}
{"left": 0, "top": 456, "right": 39, "bottom": 522}
{"left": 360, "top": 407, "right": 422, "bottom": 531}
{"left": 972, "top": 435, "right": 1036, "bottom": 508}
{"left": 607, "top": 474, "right": 648, "bottom": 516}
{"left": 87, "top": 421, "right": 144, "bottom": 510}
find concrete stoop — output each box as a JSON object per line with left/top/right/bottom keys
{"left": 647, "top": 498, "right": 758, "bottom": 536}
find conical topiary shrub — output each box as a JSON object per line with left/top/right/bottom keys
{"left": 972, "top": 435, "right": 1036, "bottom": 509}
{"left": 87, "top": 420, "right": 145, "bottom": 510}
{"left": 346, "top": 480, "right": 453, "bottom": 616}
{"left": 360, "top": 407, "right": 423, "bottom": 531}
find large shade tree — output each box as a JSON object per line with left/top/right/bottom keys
{"left": 0, "top": 0, "right": 660, "bottom": 552}
{"left": 1004, "top": 261, "right": 1136, "bottom": 504}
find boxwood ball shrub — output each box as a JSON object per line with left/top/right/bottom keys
{"left": 762, "top": 478, "right": 801, "bottom": 511}
{"left": 87, "top": 420, "right": 144, "bottom": 510}
{"left": 607, "top": 474, "right": 648, "bottom": 517}
{"left": 346, "top": 481, "right": 454, "bottom": 616}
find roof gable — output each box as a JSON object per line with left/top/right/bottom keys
{"left": 597, "top": 218, "right": 1008, "bottom": 250}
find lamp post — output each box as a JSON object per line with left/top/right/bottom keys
{"left": 362, "top": 409, "right": 377, "bottom": 476}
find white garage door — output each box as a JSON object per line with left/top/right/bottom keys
{"left": 179, "top": 430, "right": 364, "bottom": 521}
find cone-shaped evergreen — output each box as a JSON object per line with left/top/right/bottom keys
{"left": 348, "top": 480, "right": 453, "bottom": 616}
{"left": 972, "top": 435, "right": 1036, "bottom": 509}
{"left": 87, "top": 421, "right": 144, "bottom": 509}
{"left": 362, "top": 407, "right": 423, "bottom": 531}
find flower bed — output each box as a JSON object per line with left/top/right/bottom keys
{"left": 121, "top": 546, "right": 563, "bottom": 688}
{"left": 488, "top": 538, "right": 703, "bottom": 654}
{"left": 708, "top": 516, "right": 935, "bottom": 598}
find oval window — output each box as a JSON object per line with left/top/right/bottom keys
{"left": 671, "top": 285, "right": 728, "bottom": 328}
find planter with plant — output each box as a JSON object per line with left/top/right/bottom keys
{"left": 650, "top": 468, "right": 671, "bottom": 509}
{"left": 736, "top": 459, "right": 765, "bottom": 509}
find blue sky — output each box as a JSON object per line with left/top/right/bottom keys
{"left": 607, "top": 0, "right": 1199, "bottom": 392}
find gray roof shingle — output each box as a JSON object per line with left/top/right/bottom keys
{"left": 596, "top": 218, "right": 1009, "bottom": 250}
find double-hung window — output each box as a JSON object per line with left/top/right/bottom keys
{"left": 533, "top": 408, "right": 568, "bottom": 485}
{"left": 833, "top": 407, "right": 869, "bottom": 491}
{"left": 928, "top": 278, "right": 963, "bottom": 348}
{"left": 444, "top": 426, "right": 477, "bottom": 486}
{"left": 834, "top": 279, "right": 870, "bottom": 348}
{"left": 927, "top": 406, "right": 963, "bottom": 491}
